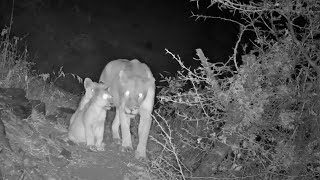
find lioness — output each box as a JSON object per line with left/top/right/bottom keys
{"left": 99, "top": 59, "right": 155, "bottom": 159}
{"left": 68, "top": 78, "right": 113, "bottom": 151}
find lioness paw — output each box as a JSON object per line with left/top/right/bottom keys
{"left": 96, "top": 142, "right": 105, "bottom": 151}
{"left": 113, "top": 138, "right": 122, "bottom": 145}
{"left": 135, "top": 150, "right": 148, "bottom": 161}
{"left": 121, "top": 146, "right": 134, "bottom": 152}
{"left": 88, "top": 145, "right": 98, "bottom": 152}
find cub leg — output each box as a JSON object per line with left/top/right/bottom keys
{"left": 135, "top": 109, "right": 152, "bottom": 159}
{"left": 112, "top": 108, "right": 121, "bottom": 144}
{"left": 94, "top": 121, "right": 105, "bottom": 151}
{"left": 84, "top": 122, "right": 95, "bottom": 148}
{"left": 119, "top": 108, "right": 133, "bottom": 151}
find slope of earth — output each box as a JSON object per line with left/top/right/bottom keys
{"left": 0, "top": 87, "right": 149, "bottom": 180}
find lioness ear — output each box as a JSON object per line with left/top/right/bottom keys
{"left": 147, "top": 77, "right": 155, "bottom": 87}
{"left": 84, "top": 78, "right": 93, "bottom": 89}
{"left": 149, "top": 76, "right": 155, "bottom": 83}
{"left": 145, "top": 68, "right": 155, "bottom": 82}
{"left": 147, "top": 71, "right": 155, "bottom": 85}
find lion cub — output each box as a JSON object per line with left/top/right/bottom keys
{"left": 68, "top": 78, "right": 112, "bottom": 151}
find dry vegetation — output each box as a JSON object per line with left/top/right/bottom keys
{"left": 1, "top": 0, "right": 320, "bottom": 179}
{"left": 147, "top": 0, "right": 320, "bottom": 179}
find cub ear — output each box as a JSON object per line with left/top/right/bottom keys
{"left": 84, "top": 78, "right": 93, "bottom": 89}
{"left": 119, "top": 70, "right": 127, "bottom": 83}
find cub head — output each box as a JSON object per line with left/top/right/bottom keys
{"left": 118, "top": 69, "right": 154, "bottom": 115}
{"left": 83, "top": 78, "right": 113, "bottom": 109}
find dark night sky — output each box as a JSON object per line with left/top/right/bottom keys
{"left": 0, "top": 0, "right": 239, "bottom": 92}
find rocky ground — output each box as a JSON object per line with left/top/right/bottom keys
{"left": 0, "top": 87, "right": 149, "bottom": 180}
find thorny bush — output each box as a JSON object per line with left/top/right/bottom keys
{"left": 150, "top": 0, "right": 320, "bottom": 179}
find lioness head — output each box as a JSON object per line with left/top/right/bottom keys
{"left": 118, "top": 70, "right": 154, "bottom": 115}
{"left": 84, "top": 78, "right": 113, "bottom": 109}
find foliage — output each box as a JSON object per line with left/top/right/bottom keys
{"left": 0, "top": 26, "right": 35, "bottom": 89}
{"left": 0, "top": 25, "right": 82, "bottom": 117}
{"left": 150, "top": 0, "right": 320, "bottom": 179}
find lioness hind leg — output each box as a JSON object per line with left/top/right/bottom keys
{"left": 112, "top": 108, "right": 121, "bottom": 145}
{"left": 120, "top": 109, "right": 133, "bottom": 152}
{"left": 135, "top": 110, "right": 152, "bottom": 159}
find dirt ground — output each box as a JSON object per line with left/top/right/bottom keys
{"left": 0, "top": 87, "right": 151, "bottom": 180}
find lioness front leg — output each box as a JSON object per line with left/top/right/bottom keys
{"left": 112, "top": 108, "right": 121, "bottom": 145}
{"left": 119, "top": 109, "right": 133, "bottom": 152}
{"left": 135, "top": 109, "right": 152, "bottom": 159}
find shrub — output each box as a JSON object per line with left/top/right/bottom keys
{"left": 149, "top": 0, "right": 320, "bottom": 179}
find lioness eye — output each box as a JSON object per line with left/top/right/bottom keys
{"left": 125, "top": 90, "right": 130, "bottom": 96}
{"left": 102, "top": 93, "right": 110, "bottom": 99}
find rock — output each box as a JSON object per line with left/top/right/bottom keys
{"left": 45, "top": 115, "right": 58, "bottom": 124}
{"left": 53, "top": 74, "right": 83, "bottom": 95}
{"left": 56, "top": 107, "right": 75, "bottom": 115}
{"left": 0, "top": 88, "right": 32, "bottom": 119}
{"left": 21, "top": 121, "right": 36, "bottom": 136}
{"left": 67, "top": 140, "right": 76, "bottom": 146}
{"left": 47, "top": 155, "right": 69, "bottom": 168}
{"left": 0, "top": 111, "right": 13, "bottom": 152}
{"left": 60, "top": 148, "right": 72, "bottom": 160}
{"left": 55, "top": 107, "right": 75, "bottom": 126}
{"left": 0, "top": 88, "right": 51, "bottom": 155}
{"left": 30, "top": 100, "right": 46, "bottom": 115}
{"left": 47, "top": 145, "right": 59, "bottom": 155}
{"left": 0, "top": 88, "right": 26, "bottom": 99}
{"left": 10, "top": 103, "right": 31, "bottom": 119}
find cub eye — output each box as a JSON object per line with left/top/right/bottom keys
{"left": 125, "top": 90, "right": 130, "bottom": 96}
{"left": 138, "top": 93, "right": 143, "bottom": 99}
{"left": 102, "top": 93, "right": 111, "bottom": 99}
